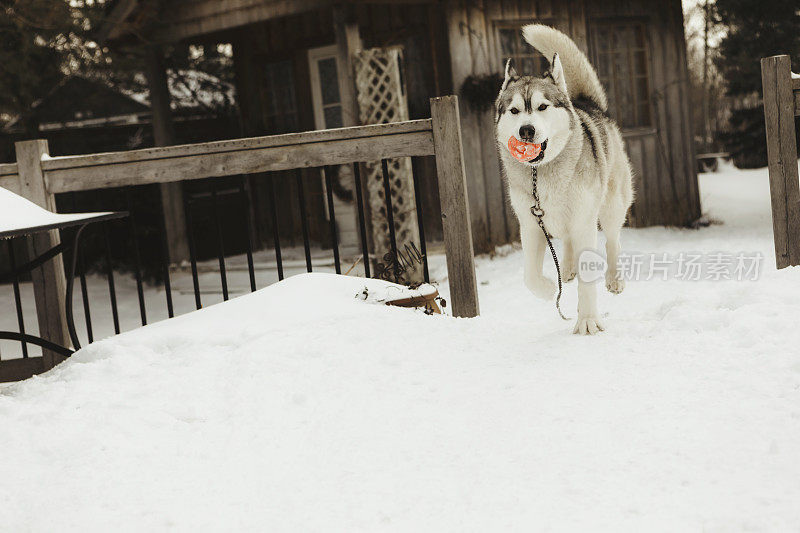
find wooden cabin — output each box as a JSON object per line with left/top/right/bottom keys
{"left": 100, "top": 0, "right": 700, "bottom": 258}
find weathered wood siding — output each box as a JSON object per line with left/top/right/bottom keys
{"left": 231, "top": 3, "right": 448, "bottom": 247}
{"left": 231, "top": 11, "right": 333, "bottom": 249}
{"left": 113, "top": 0, "right": 699, "bottom": 251}
{"left": 585, "top": 0, "right": 701, "bottom": 227}
{"left": 445, "top": 0, "right": 700, "bottom": 245}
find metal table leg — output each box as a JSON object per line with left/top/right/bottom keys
{"left": 0, "top": 223, "right": 89, "bottom": 357}
{"left": 64, "top": 224, "right": 88, "bottom": 351}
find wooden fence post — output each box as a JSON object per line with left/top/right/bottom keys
{"left": 15, "top": 139, "right": 71, "bottom": 369}
{"left": 761, "top": 55, "right": 800, "bottom": 269}
{"left": 430, "top": 96, "right": 480, "bottom": 318}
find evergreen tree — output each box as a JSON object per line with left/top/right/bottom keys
{"left": 0, "top": 1, "right": 237, "bottom": 281}
{"left": 0, "top": 1, "right": 73, "bottom": 135}
{"left": 714, "top": 0, "right": 800, "bottom": 167}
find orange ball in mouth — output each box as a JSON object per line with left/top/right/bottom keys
{"left": 508, "top": 136, "right": 543, "bottom": 162}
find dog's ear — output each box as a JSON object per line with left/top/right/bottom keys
{"left": 502, "top": 58, "right": 518, "bottom": 91}
{"left": 550, "top": 53, "right": 567, "bottom": 93}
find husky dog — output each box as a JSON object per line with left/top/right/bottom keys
{"left": 495, "top": 24, "right": 633, "bottom": 334}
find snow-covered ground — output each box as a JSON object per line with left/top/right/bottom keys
{"left": 2, "top": 162, "right": 800, "bottom": 531}
{"left": 0, "top": 244, "right": 382, "bottom": 358}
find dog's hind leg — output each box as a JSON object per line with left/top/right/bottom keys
{"left": 599, "top": 193, "right": 628, "bottom": 295}
{"left": 600, "top": 132, "right": 633, "bottom": 294}
{"left": 520, "top": 215, "right": 556, "bottom": 300}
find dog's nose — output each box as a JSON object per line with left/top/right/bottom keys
{"left": 518, "top": 125, "right": 535, "bottom": 141}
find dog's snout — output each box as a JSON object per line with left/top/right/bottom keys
{"left": 518, "top": 125, "right": 535, "bottom": 141}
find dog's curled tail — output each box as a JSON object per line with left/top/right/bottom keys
{"left": 521, "top": 24, "right": 608, "bottom": 112}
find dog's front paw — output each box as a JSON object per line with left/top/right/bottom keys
{"left": 573, "top": 315, "right": 605, "bottom": 335}
{"left": 525, "top": 274, "right": 556, "bottom": 300}
{"left": 605, "top": 273, "right": 625, "bottom": 294}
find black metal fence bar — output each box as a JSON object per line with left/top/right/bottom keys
{"left": 380, "top": 159, "right": 401, "bottom": 282}
{"left": 295, "top": 170, "right": 313, "bottom": 273}
{"left": 69, "top": 193, "right": 94, "bottom": 341}
{"left": 238, "top": 177, "right": 257, "bottom": 292}
{"left": 125, "top": 190, "right": 148, "bottom": 326}
{"left": 158, "top": 191, "right": 175, "bottom": 319}
{"left": 6, "top": 239, "right": 27, "bottom": 358}
{"left": 266, "top": 174, "right": 284, "bottom": 281}
{"left": 183, "top": 191, "right": 202, "bottom": 310}
{"left": 323, "top": 167, "right": 341, "bottom": 274}
{"left": 411, "top": 161, "right": 430, "bottom": 282}
{"left": 210, "top": 184, "right": 229, "bottom": 301}
{"left": 102, "top": 224, "right": 121, "bottom": 334}
{"left": 78, "top": 248, "right": 93, "bottom": 343}
{"left": 352, "top": 163, "right": 371, "bottom": 278}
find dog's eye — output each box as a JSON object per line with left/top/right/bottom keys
{"left": 538, "top": 104, "right": 549, "bottom": 111}
{"left": 510, "top": 108, "right": 519, "bottom": 115}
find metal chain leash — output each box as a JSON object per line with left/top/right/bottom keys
{"left": 530, "top": 167, "right": 570, "bottom": 321}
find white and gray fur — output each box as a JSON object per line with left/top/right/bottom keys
{"left": 495, "top": 24, "right": 633, "bottom": 335}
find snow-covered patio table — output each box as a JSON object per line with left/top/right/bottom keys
{"left": 0, "top": 186, "right": 126, "bottom": 356}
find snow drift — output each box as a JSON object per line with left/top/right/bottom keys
{"left": 1, "top": 163, "right": 800, "bottom": 531}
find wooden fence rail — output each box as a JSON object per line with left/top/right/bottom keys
{"left": 761, "top": 55, "right": 800, "bottom": 269}
{"left": 1, "top": 95, "right": 479, "bottom": 376}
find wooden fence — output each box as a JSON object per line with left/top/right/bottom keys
{"left": 0, "top": 96, "right": 480, "bottom": 379}
{"left": 761, "top": 55, "right": 800, "bottom": 269}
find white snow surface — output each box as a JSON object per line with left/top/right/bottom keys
{"left": 2, "top": 162, "right": 800, "bottom": 531}
{"left": 0, "top": 186, "right": 113, "bottom": 235}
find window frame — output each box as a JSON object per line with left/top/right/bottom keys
{"left": 307, "top": 44, "right": 347, "bottom": 131}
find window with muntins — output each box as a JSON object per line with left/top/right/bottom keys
{"left": 316, "top": 56, "right": 344, "bottom": 129}
{"left": 589, "top": 21, "right": 653, "bottom": 129}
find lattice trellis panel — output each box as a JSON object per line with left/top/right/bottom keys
{"left": 353, "top": 46, "right": 422, "bottom": 282}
